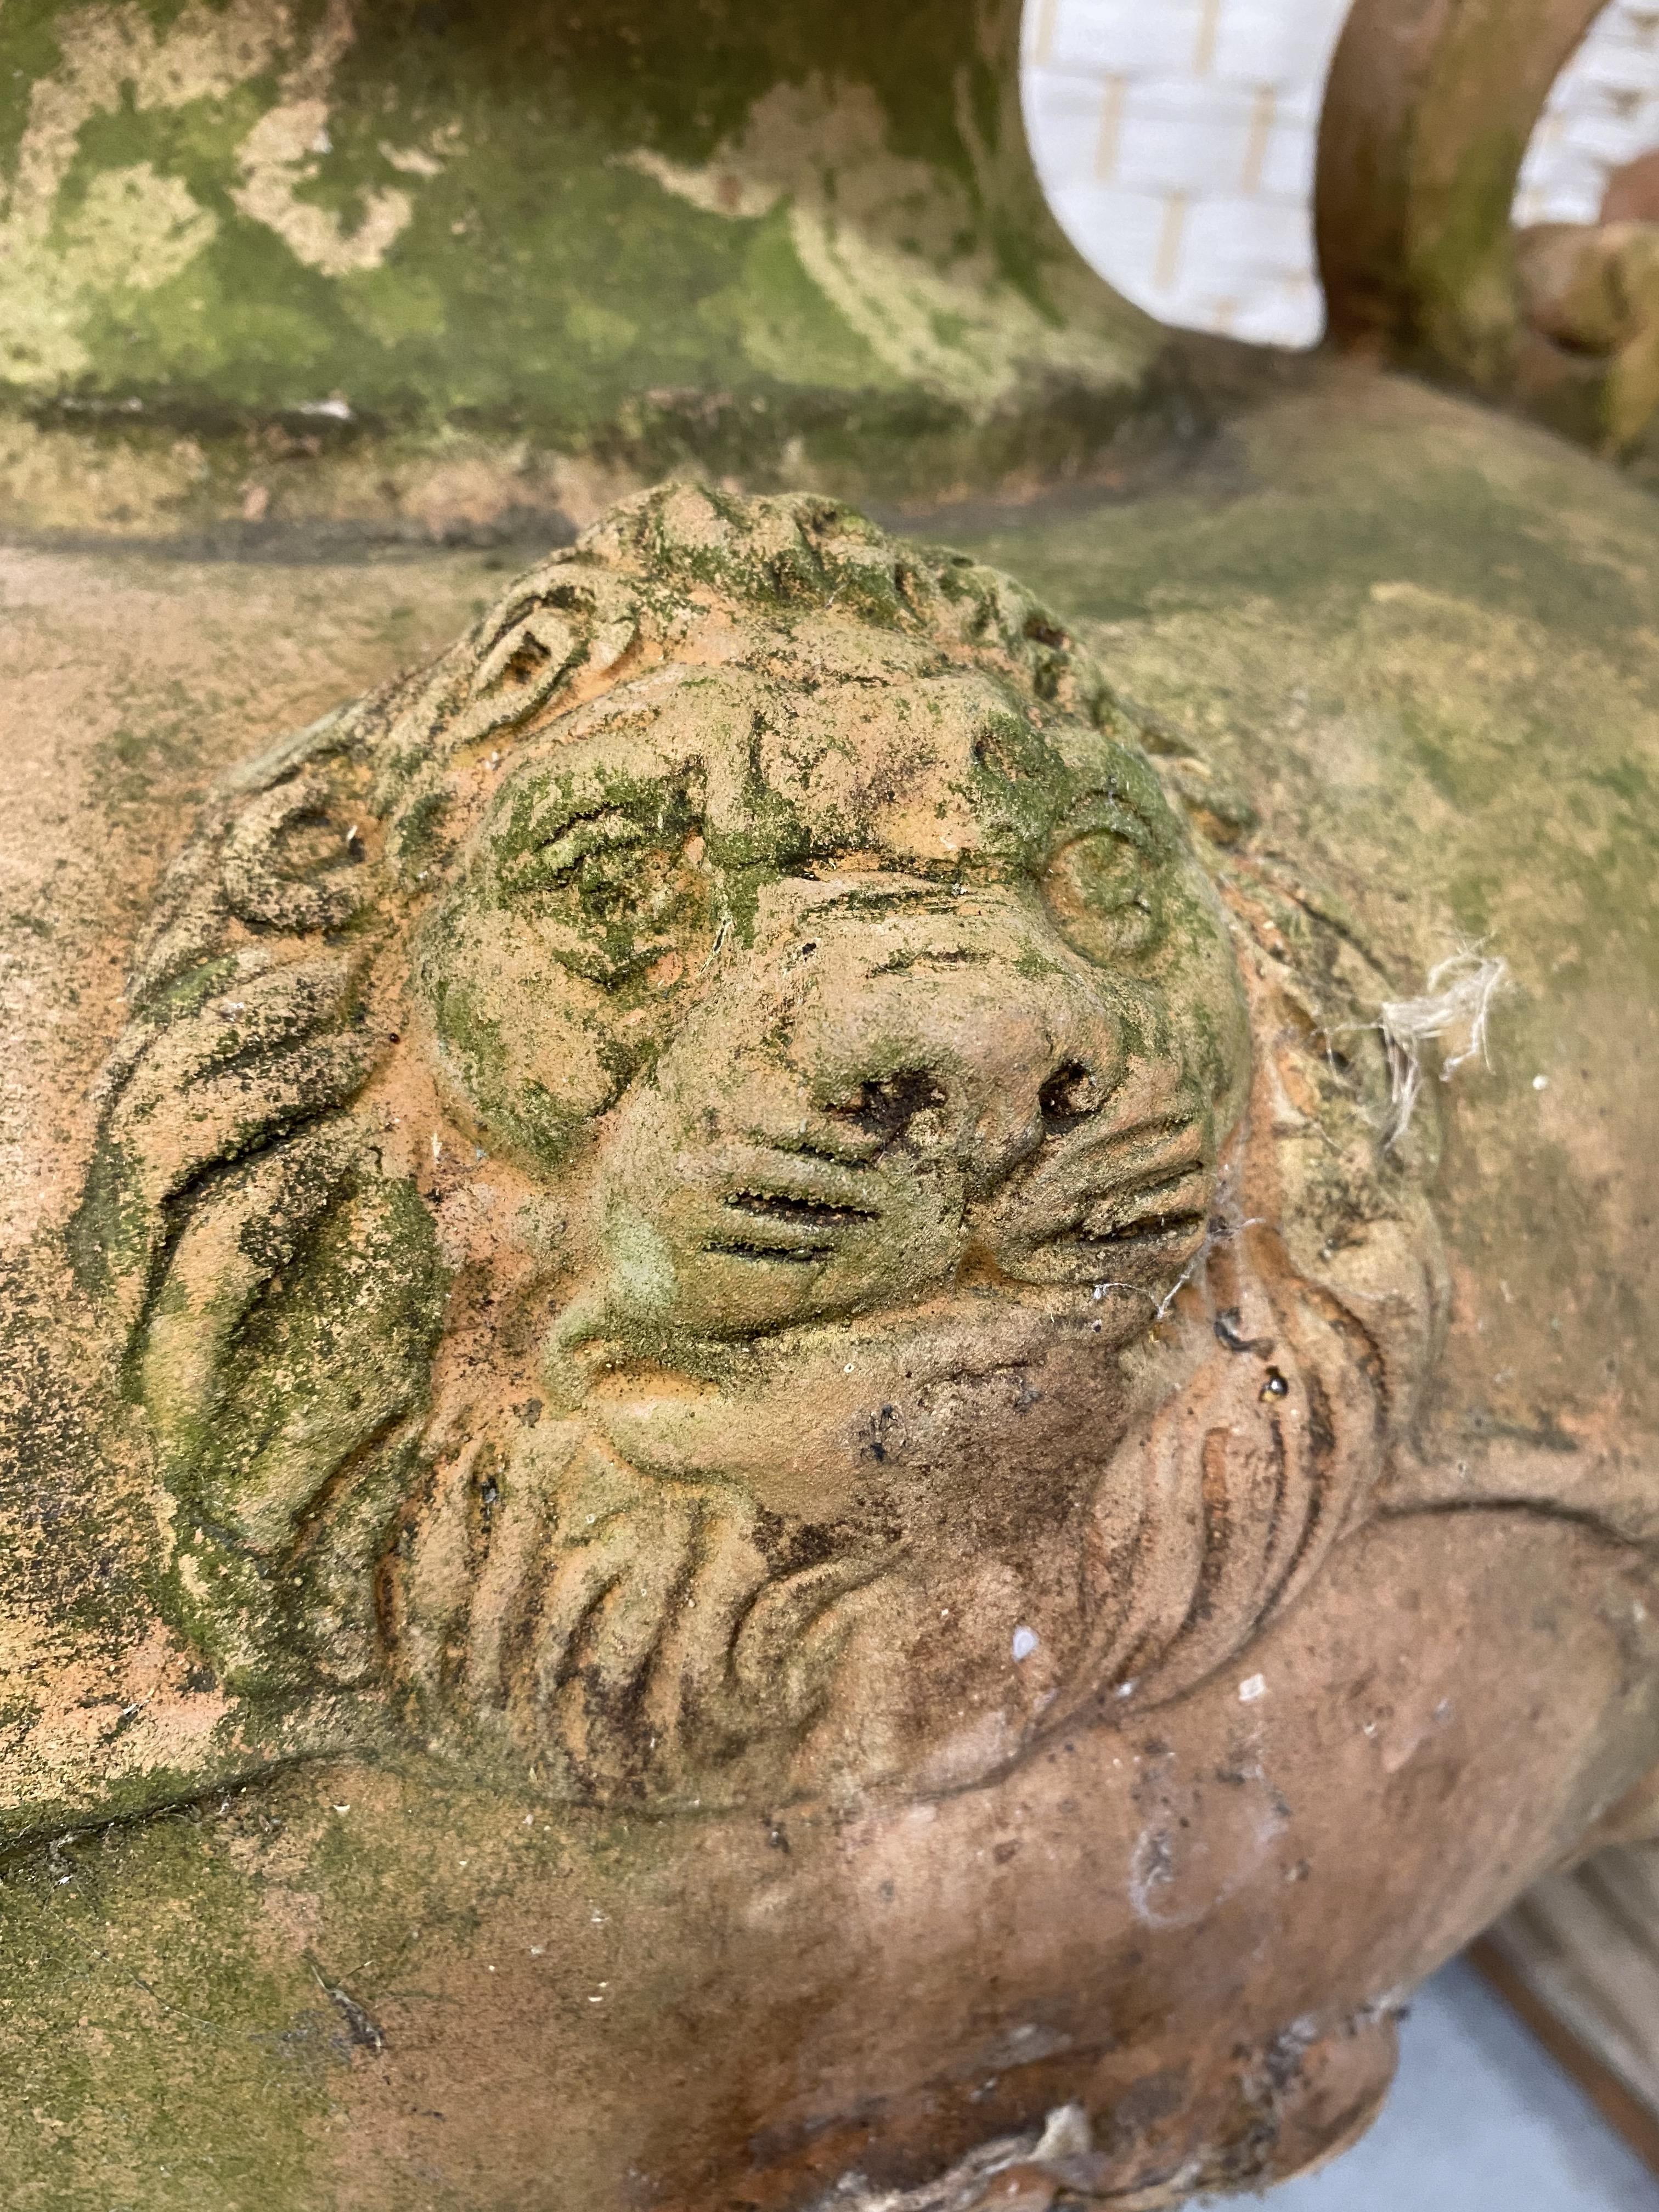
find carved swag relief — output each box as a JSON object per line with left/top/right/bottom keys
{"left": 72, "top": 487, "right": 1447, "bottom": 1814}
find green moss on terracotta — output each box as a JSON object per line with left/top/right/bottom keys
{"left": 0, "top": 0, "right": 1165, "bottom": 536}
{"left": 958, "top": 362, "right": 1659, "bottom": 1451}
{"left": 0, "top": 1804, "right": 333, "bottom": 2211}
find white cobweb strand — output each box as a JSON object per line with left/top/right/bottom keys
{"left": 819, "top": 2102, "right": 1101, "bottom": 2211}
{"left": 1378, "top": 951, "right": 1510, "bottom": 1145}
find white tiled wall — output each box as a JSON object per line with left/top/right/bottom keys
{"left": 1020, "top": 0, "right": 1351, "bottom": 348}
{"left": 1514, "top": 1, "right": 1659, "bottom": 225}
{"left": 1022, "top": 0, "right": 1659, "bottom": 349}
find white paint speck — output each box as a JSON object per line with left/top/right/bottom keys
{"left": 1012, "top": 1625, "right": 1039, "bottom": 1662}
{"left": 1238, "top": 1673, "right": 1266, "bottom": 1703}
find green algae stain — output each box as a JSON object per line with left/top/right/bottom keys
{"left": 708, "top": 207, "right": 895, "bottom": 395}
{"left": 0, "top": 0, "right": 1154, "bottom": 512}
{"left": 0, "top": 1812, "right": 333, "bottom": 2212}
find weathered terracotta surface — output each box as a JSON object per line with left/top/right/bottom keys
{"left": 3, "top": 369, "right": 1658, "bottom": 2209}
{"left": 0, "top": 0, "right": 1166, "bottom": 544}
{"left": 1515, "top": 219, "right": 1659, "bottom": 455}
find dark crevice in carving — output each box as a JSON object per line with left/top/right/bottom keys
{"left": 823, "top": 1069, "right": 945, "bottom": 1147}
{"left": 1077, "top": 1211, "right": 1207, "bottom": 1251}
{"left": 1039, "top": 1060, "right": 1102, "bottom": 1132}
{"left": 1260, "top": 1370, "right": 1333, "bottom": 1622}
{"left": 1378, "top": 1497, "right": 1652, "bottom": 1552}
{"left": 1214, "top": 1309, "right": 1274, "bottom": 1356}
{"left": 723, "top": 1190, "right": 878, "bottom": 1227}
{"left": 707, "top": 1239, "right": 830, "bottom": 1265}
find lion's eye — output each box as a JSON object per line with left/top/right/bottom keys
{"left": 503, "top": 808, "right": 654, "bottom": 908}
{"left": 1041, "top": 828, "right": 1162, "bottom": 962}
{"left": 490, "top": 791, "right": 710, "bottom": 993}
{"left": 537, "top": 811, "right": 650, "bottom": 879}
{"left": 1051, "top": 830, "right": 1147, "bottom": 914}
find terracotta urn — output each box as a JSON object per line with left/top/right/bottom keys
{"left": 4, "top": 459, "right": 1657, "bottom": 2206}
{"left": 3, "top": 5, "right": 1658, "bottom": 2209}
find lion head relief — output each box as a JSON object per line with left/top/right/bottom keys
{"left": 74, "top": 485, "right": 1447, "bottom": 1813}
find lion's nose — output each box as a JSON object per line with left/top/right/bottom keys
{"left": 658, "top": 883, "right": 1127, "bottom": 1199}
{"left": 808, "top": 1032, "right": 1116, "bottom": 1198}
{"left": 960, "top": 1049, "right": 1115, "bottom": 1193}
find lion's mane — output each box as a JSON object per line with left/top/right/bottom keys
{"left": 73, "top": 484, "right": 1447, "bottom": 1802}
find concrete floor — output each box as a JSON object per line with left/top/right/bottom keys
{"left": 1241, "top": 1957, "right": 1659, "bottom": 2210}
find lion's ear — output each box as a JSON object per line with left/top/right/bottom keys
{"left": 407, "top": 569, "right": 641, "bottom": 760}
{"left": 140, "top": 1128, "right": 443, "bottom": 1554}
{"left": 136, "top": 1129, "right": 444, "bottom": 1685}
{"left": 71, "top": 951, "right": 379, "bottom": 1328}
